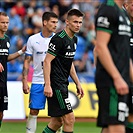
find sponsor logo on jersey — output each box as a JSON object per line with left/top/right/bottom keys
{"left": 36, "top": 51, "right": 47, "bottom": 54}
{"left": 65, "top": 52, "right": 75, "bottom": 56}
{"left": 97, "top": 16, "right": 110, "bottom": 28}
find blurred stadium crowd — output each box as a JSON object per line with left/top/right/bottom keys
{"left": 0, "top": 0, "right": 104, "bottom": 82}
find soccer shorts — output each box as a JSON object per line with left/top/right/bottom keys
{"left": 29, "top": 84, "right": 46, "bottom": 110}
{"left": 0, "top": 86, "right": 8, "bottom": 111}
{"left": 97, "top": 86, "right": 129, "bottom": 127}
{"left": 47, "top": 83, "right": 73, "bottom": 117}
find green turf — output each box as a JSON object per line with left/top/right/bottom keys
{"left": 1, "top": 121, "right": 101, "bottom": 133}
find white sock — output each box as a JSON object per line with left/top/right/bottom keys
{"left": 26, "top": 114, "right": 37, "bottom": 133}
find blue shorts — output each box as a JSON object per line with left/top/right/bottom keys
{"left": 29, "top": 84, "right": 46, "bottom": 110}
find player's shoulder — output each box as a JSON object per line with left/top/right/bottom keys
{"left": 98, "top": 1, "right": 118, "bottom": 17}
{"left": 28, "top": 32, "right": 41, "bottom": 40}
{"left": 51, "top": 30, "right": 65, "bottom": 42}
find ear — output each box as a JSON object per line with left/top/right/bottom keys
{"left": 65, "top": 19, "right": 69, "bottom": 25}
{"left": 124, "top": 3, "right": 128, "bottom": 10}
{"left": 43, "top": 20, "right": 47, "bottom": 26}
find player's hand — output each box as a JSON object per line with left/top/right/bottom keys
{"left": 0, "top": 63, "right": 4, "bottom": 72}
{"left": 114, "top": 76, "right": 129, "bottom": 95}
{"left": 21, "top": 45, "right": 26, "bottom": 53}
{"left": 22, "top": 82, "right": 30, "bottom": 94}
{"left": 44, "top": 85, "right": 53, "bottom": 97}
{"left": 76, "top": 84, "right": 84, "bottom": 99}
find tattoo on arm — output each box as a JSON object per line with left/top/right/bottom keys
{"left": 22, "top": 55, "right": 31, "bottom": 79}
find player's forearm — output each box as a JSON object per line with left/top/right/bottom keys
{"left": 130, "top": 59, "right": 133, "bottom": 83}
{"left": 43, "top": 59, "right": 51, "bottom": 86}
{"left": 8, "top": 50, "right": 24, "bottom": 61}
{"left": 70, "top": 63, "right": 80, "bottom": 86}
{"left": 22, "top": 60, "right": 30, "bottom": 82}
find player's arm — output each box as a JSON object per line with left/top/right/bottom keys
{"left": 22, "top": 55, "right": 32, "bottom": 94}
{"left": 95, "top": 31, "right": 128, "bottom": 95}
{"left": 8, "top": 45, "right": 26, "bottom": 61}
{"left": 43, "top": 53, "right": 55, "bottom": 97}
{"left": 130, "top": 59, "right": 133, "bottom": 83}
{"left": 70, "top": 63, "right": 84, "bottom": 99}
{"left": 0, "top": 63, "right": 4, "bottom": 72}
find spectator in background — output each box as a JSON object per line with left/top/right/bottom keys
{"left": 73, "top": 35, "right": 87, "bottom": 72}
{"left": 31, "top": 8, "right": 44, "bottom": 33}
{"left": 7, "top": 60, "right": 22, "bottom": 81}
{"left": 12, "top": 0, "right": 26, "bottom": 20}
{"left": 7, "top": 7, "right": 23, "bottom": 36}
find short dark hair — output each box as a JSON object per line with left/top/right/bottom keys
{"left": 67, "top": 9, "right": 84, "bottom": 18}
{"left": 0, "top": 12, "right": 8, "bottom": 17}
{"left": 42, "top": 11, "right": 58, "bottom": 22}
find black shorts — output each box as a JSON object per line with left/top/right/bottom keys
{"left": 47, "top": 83, "right": 73, "bottom": 117}
{"left": 0, "top": 86, "right": 8, "bottom": 111}
{"left": 97, "top": 86, "right": 129, "bottom": 128}
{"left": 128, "top": 85, "right": 133, "bottom": 114}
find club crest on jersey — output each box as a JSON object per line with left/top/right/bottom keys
{"left": 7, "top": 42, "right": 10, "bottom": 48}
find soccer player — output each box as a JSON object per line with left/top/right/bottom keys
{"left": 42, "top": 9, "right": 84, "bottom": 133}
{"left": 22, "top": 12, "right": 61, "bottom": 133}
{"left": 123, "top": 0, "right": 133, "bottom": 132}
{"left": 95, "top": 0, "right": 132, "bottom": 133}
{"left": 0, "top": 12, "right": 26, "bottom": 129}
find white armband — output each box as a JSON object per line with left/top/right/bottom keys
{"left": 18, "top": 50, "right": 24, "bottom": 55}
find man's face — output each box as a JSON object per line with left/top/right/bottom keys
{"left": 44, "top": 17, "right": 58, "bottom": 33}
{"left": 0, "top": 15, "right": 9, "bottom": 33}
{"left": 66, "top": 15, "right": 83, "bottom": 34}
{"left": 125, "top": 0, "right": 133, "bottom": 18}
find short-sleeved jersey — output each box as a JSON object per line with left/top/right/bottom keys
{"left": 47, "top": 30, "right": 77, "bottom": 87}
{"left": 95, "top": 1, "right": 131, "bottom": 87}
{"left": 26, "top": 32, "right": 55, "bottom": 84}
{"left": 0, "top": 34, "right": 10, "bottom": 87}
{"left": 130, "top": 23, "right": 133, "bottom": 60}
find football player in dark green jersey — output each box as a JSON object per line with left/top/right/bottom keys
{"left": 123, "top": 0, "right": 133, "bottom": 132}
{"left": 42, "top": 9, "right": 84, "bottom": 133}
{"left": 95, "top": 0, "right": 132, "bottom": 133}
{"left": 0, "top": 12, "right": 26, "bottom": 129}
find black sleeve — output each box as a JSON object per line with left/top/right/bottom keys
{"left": 95, "top": 4, "right": 117, "bottom": 34}
{"left": 47, "top": 36, "right": 63, "bottom": 56}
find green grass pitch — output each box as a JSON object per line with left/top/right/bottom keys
{"left": 1, "top": 121, "right": 101, "bottom": 133}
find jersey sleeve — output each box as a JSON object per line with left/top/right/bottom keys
{"left": 25, "top": 37, "right": 33, "bottom": 56}
{"left": 95, "top": 5, "right": 117, "bottom": 34}
{"left": 47, "top": 36, "right": 63, "bottom": 56}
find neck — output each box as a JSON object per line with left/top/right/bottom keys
{"left": 130, "top": 17, "right": 133, "bottom": 23}
{"left": 64, "top": 27, "right": 75, "bottom": 38}
{"left": 0, "top": 32, "right": 5, "bottom": 38}
{"left": 115, "top": 0, "right": 124, "bottom": 9}
{"left": 42, "top": 29, "right": 53, "bottom": 38}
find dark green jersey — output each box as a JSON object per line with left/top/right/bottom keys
{"left": 0, "top": 34, "right": 10, "bottom": 87}
{"left": 130, "top": 23, "right": 133, "bottom": 60}
{"left": 47, "top": 30, "right": 77, "bottom": 87}
{"left": 95, "top": 0, "right": 131, "bottom": 87}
